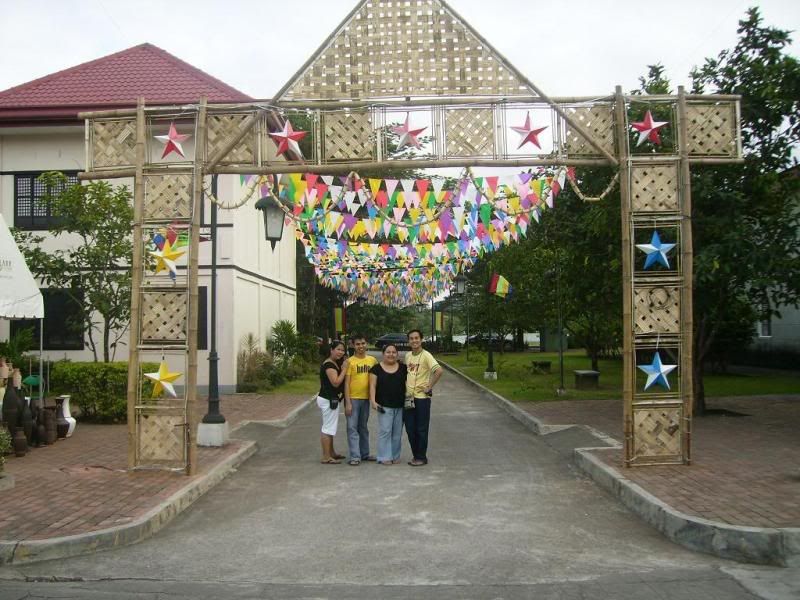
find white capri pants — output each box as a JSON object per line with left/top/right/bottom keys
{"left": 316, "top": 395, "right": 340, "bottom": 436}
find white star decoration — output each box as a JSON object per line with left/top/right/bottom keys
{"left": 510, "top": 111, "right": 548, "bottom": 150}
{"left": 154, "top": 122, "right": 191, "bottom": 159}
{"left": 638, "top": 351, "right": 677, "bottom": 391}
{"left": 392, "top": 113, "right": 427, "bottom": 150}
{"left": 631, "top": 110, "right": 668, "bottom": 147}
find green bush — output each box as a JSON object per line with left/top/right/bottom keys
{"left": 238, "top": 329, "right": 314, "bottom": 393}
{"left": 50, "top": 361, "right": 158, "bottom": 423}
{"left": 0, "top": 428, "right": 11, "bottom": 472}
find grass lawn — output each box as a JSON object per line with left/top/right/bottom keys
{"left": 441, "top": 349, "right": 799, "bottom": 403}
{"left": 262, "top": 370, "right": 319, "bottom": 396}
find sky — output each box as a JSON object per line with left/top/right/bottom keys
{"left": 1, "top": 0, "right": 798, "bottom": 99}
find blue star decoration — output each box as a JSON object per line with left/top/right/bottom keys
{"left": 636, "top": 230, "right": 677, "bottom": 269}
{"left": 637, "top": 351, "right": 678, "bottom": 391}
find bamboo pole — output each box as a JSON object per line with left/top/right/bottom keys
{"left": 210, "top": 157, "right": 613, "bottom": 176}
{"left": 127, "top": 98, "right": 146, "bottom": 469}
{"left": 79, "top": 168, "right": 137, "bottom": 181}
{"left": 677, "top": 87, "right": 694, "bottom": 465}
{"left": 613, "top": 86, "right": 634, "bottom": 467}
{"left": 185, "top": 98, "right": 207, "bottom": 475}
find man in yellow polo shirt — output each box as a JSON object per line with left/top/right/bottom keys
{"left": 404, "top": 329, "right": 442, "bottom": 466}
{"left": 344, "top": 334, "right": 378, "bottom": 465}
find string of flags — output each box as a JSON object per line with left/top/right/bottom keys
{"left": 488, "top": 273, "right": 513, "bottom": 299}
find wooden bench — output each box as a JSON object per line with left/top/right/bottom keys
{"left": 529, "top": 360, "right": 552, "bottom": 374}
{"left": 574, "top": 369, "right": 600, "bottom": 389}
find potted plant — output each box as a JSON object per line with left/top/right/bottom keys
{"left": 0, "top": 427, "right": 14, "bottom": 490}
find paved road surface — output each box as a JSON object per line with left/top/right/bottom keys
{"left": 1, "top": 369, "right": 797, "bottom": 599}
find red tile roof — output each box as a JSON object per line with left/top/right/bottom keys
{"left": 0, "top": 43, "right": 253, "bottom": 124}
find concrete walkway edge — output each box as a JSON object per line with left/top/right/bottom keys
{"left": 439, "top": 360, "right": 800, "bottom": 567}
{"left": 0, "top": 440, "right": 257, "bottom": 566}
{"left": 232, "top": 395, "right": 315, "bottom": 432}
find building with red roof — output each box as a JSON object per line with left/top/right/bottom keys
{"left": 0, "top": 44, "right": 296, "bottom": 395}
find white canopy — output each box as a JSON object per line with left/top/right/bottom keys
{"left": 0, "top": 213, "right": 44, "bottom": 319}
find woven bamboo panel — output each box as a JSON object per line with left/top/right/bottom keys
{"left": 207, "top": 113, "right": 257, "bottom": 165}
{"left": 564, "top": 105, "right": 615, "bottom": 157}
{"left": 686, "top": 102, "right": 737, "bottom": 157}
{"left": 445, "top": 108, "right": 494, "bottom": 157}
{"left": 634, "top": 286, "right": 680, "bottom": 335}
{"left": 322, "top": 111, "right": 374, "bottom": 161}
{"left": 91, "top": 119, "right": 137, "bottom": 168}
{"left": 632, "top": 407, "right": 682, "bottom": 458}
{"left": 279, "top": 0, "right": 530, "bottom": 100}
{"left": 141, "top": 291, "right": 187, "bottom": 344}
{"left": 137, "top": 412, "right": 186, "bottom": 463}
{"left": 144, "top": 174, "right": 192, "bottom": 221}
{"left": 631, "top": 164, "right": 679, "bottom": 212}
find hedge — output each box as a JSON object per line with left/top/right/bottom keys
{"left": 50, "top": 361, "right": 158, "bottom": 423}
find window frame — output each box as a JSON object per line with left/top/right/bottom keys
{"left": 9, "top": 288, "right": 85, "bottom": 351}
{"left": 13, "top": 171, "right": 79, "bottom": 231}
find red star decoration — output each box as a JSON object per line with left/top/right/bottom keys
{"left": 511, "top": 112, "right": 548, "bottom": 150}
{"left": 269, "top": 121, "right": 307, "bottom": 157}
{"left": 392, "top": 113, "right": 427, "bottom": 150}
{"left": 631, "top": 110, "right": 668, "bottom": 146}
{"left": 154, "top": 122, "right": 191, "bottom": 159}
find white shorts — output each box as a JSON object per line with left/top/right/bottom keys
{"left": 317, "top": 395, "right": 340, "bottom": 436}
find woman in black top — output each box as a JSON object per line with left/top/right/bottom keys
{"left": 369, "top": 344, "right": 408, "bottom": 465}
{"left": 317, "top": 341, "right": 349, "bottom": 464}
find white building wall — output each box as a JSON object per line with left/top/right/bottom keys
{"left": 0, "top": 126, "right": 297, "bottom": 393}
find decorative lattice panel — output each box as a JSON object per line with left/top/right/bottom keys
{"left": 278, "top": 0, "right": 531, "bottom": 100}
{"left": 91, "top": 119, "right": 137, "bottom": 168}
{"left": 322, "top": 111, "right": 374, "bottom": 161}
{"left": 632, "top": 407, "right": 682, "bottom": 459}
{"left": 634, "top": 286, "right": 681, "bottom": 335}
{"left": 144, "top": 174, "right": 193, "bottom": 221}
{"left": 137, "top": 412, "right": 186, "bottom": 463}
{"left": 445, "top": 108, "right": 495, "bottom": 157}
{"left": 207, "top": 113, "right": 257, "bottom": 165}
{"left": 141, "top": 292, "right": 188, "bottom": 344}
{"left": 686, "top": 103, "right": 737, "bottom": 157}
{"left": 631, "top": 164, "right": 679, "bottom": 212}
{"left": 564, "top": 105, "right": 615, "bottom": 157}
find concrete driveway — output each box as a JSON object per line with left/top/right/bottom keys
{"left": 1, "top": 369, "right": 795, "bottom": 599}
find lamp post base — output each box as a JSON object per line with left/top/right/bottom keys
{"left": 483, "top": 371, "right": 498, "bottom": 381}
{"left": 197, "top": 422, "right": 229, "bottom": 447}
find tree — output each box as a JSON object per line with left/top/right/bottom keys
{"left": 688, "top": 8, "right": 800, "bottom": 413}
{"left": 13, "top": 173, "right": 134, "bottom": 362}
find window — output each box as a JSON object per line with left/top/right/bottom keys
{"left": 14, "top": 172, "right": 78, "bottom": 230}
{"left": 758, "top": 301, "right": 772, "bottom": 338}
{"left": 10, "top": 289, "right": 84, "bottom": 351}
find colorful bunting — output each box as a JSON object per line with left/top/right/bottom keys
{"left": 488, "top": 273, "right": 512, "bottom": 298}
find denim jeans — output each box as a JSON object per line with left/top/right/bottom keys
{"left": 346, "top": 399, "right": 371, "bottom": 461}
{"left": 403, "top": 398, "right": 431, "bottom": 462}
{"left": 376, "top": 407, "right": 403, "bottom": 463}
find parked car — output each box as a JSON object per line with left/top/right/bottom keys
{"left": 374, "top": 333, "right": 409, "bottom": 350}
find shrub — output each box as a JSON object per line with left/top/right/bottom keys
{"left": 49, "top": 361, "right": 158, "bottom": 423}
{"left": 237, "top": 333, "right": 274, "bottom": 392}
{"left": 267, "top": 320, "right": 299, "bottom": 367}
{"left": 0, "top": 428, "right": 11, "bottom": 472}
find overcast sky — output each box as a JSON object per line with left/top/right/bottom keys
{"left": 1, "top": 0, "right": 798, "bottom": 98}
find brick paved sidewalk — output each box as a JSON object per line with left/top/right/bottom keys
{"left": 0, "top": 393, "right": 310, "bottom": 542}
{"left": 520, "top": 394, "right": 800, "bottom": 528}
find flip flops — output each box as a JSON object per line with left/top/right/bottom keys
{"left": 320, "top": 458, "right": 341, "bottom": 464}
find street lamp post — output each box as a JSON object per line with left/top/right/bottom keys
{"left": 198, "top": 175, "right": 227, "bottom": 447}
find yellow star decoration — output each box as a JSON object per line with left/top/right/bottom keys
{"left": 148, "top": 238, "right": 185, "bottom": 276}
{"left": 144, "top": 360, "right": 182, "bottom": 398}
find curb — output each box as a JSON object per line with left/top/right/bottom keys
{"left": 0, "top": 439, "right": 257, "bottom": 566}
{"left": 439, "top": 359, "right": 799, "bottom": 567}
{"left": 575, "top": 448, "right": 799, "bottom": 567}
{"left": 231, "top": 395, "right": 315, "bottom": 432}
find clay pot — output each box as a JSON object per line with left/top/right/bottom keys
{"left": 43, "top": 407, "right": 57, "bottom": 445}
{"left": 36, "top": 410, "right": 47, "bottom": 447}
{"left": 55, "top": 397, "right": 69, "bottom": 439}
{"left": 2, "top": 384, "right": 19, "bottom": 436}
{"left": 12, "top": 368, "right": 21, "bottom": 390}
{"left": 12, "top": 428, "right": 27, "bottom": 457}
{"left": 0, "top": 357, "right": 8, "bottom": 379}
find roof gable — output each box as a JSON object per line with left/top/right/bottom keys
{"left": 0, "top": 43, "right": 252, "bottom": 123}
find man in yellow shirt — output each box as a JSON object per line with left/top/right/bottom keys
{"left": 344, "top": 334, "right": 378, "bottom": 465}
{"left": 404, "top": 329, "right": 443, "bottom": 466}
